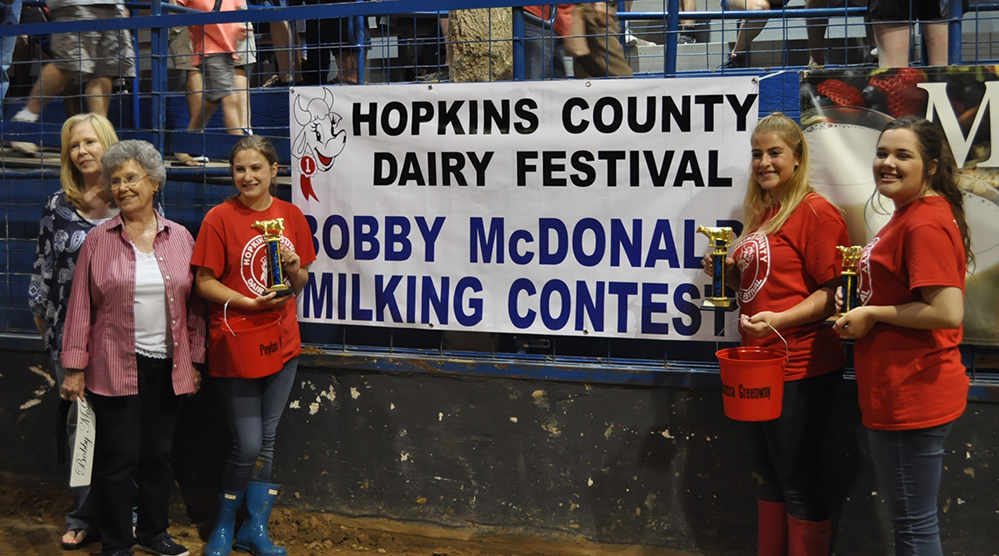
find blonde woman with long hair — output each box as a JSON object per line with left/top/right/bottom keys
{"left": 29, "top": 113, "right": 119, "bottom": 550}
{"left": 703, "top": 112, "right": 849, "bottom": 556}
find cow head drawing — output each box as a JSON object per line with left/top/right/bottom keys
{"left": 292, "top": 88, "right": 347, "bottom": 201}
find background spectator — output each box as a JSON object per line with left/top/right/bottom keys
{"left": 9, "top": 0, "right": 136, "bottom": 156}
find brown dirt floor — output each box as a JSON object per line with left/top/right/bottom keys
{"left": 0, "top": 483, "right": 698, "bottom": 556}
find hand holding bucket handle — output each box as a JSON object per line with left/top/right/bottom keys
{"left": 714, "top": 318, "right": 789, "bottom": 421}
{"left": 214, "top": 295, "right": 285, "bottom": 379}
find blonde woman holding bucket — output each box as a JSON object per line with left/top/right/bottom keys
{"left": 702, "top": 112, "right": 849, "bottom": 556}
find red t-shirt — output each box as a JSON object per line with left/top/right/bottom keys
{"left": 732, "top": 193, "right": 849, "bottom": 381}
{"left": 179, "top": 0, "right": 244, "bottom": 64}
{"left": 524, "top": 5, "right": 575, "bottom": 36}
{"left": 854, "top": 196, "right": 968, "bottom": 430}
{"left": 192, "top": 197, "right": 317, "bottom": 378}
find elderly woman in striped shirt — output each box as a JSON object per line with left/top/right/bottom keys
{"left": 60, "top": 140, "right": 205, "bottom": 556}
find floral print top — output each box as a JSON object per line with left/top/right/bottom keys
{"left": 28, "top": 191, "right": 117, "bottom": 360}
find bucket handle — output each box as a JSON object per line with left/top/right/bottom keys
{"left": 717, "top": 317, "right": 790, "bottom": 363}
{"left": 762, "top": 321, "right": 790, "bottom": 364}
{"left": 223, "top": 295, "right": 239, "bottom": 337}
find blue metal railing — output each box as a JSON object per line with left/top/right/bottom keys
{"left": 3, "top": 0, "right": 999, "bottom": 382}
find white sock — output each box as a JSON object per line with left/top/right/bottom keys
{"left": 13, "top": 108, "right": 39, "bottom": 122}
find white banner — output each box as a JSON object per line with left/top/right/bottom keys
{"left": 291, "top": 78, "right": 758, "bottom": 340}
{"left": 69, "top": 397, "right": 95, "bottom": 488}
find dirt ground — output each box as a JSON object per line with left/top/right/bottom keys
{"left": 0, "top": 483, "right": 696, "bottom": 556}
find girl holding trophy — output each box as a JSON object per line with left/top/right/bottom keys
{"left": 192, "top": 136, "right": 316, "bottom": 556}
{"left": 833, "top": 117, "right": 970, "bottom": 556}
{"left": 702, "top": 112, "right": 849, "bottom": 556}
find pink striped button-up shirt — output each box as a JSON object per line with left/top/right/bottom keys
{"left": 61, "top": 215, "right": 206, "bottom": 397}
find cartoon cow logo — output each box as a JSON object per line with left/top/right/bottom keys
{"left": 292, "top": 88, "right": 347, "bottom": 201}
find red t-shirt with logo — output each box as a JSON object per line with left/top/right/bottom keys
{"left": 192, "top": 197, "right": 317, "bottom": 378}
{"left": 732, "top": 192, "right": 849, "bottom": 381}
{"left": 854, "top": 196, "right": 968, "bottom": 431}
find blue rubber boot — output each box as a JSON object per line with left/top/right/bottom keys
{"left": 233, "top": 482, "right": 286, "bottom": 556}
{"left": 204, "top": 490, "right": 244, "bottom": 556}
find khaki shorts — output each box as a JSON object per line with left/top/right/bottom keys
{"left": 170, "top": 24, "right": 255, "bottom": 70}
{"left": 202, "top": 53, "right": 236, "bottom": 103}
{"left": 169, "top": 26, "right": 197, "bottom": 71}
{"left": 48, "top": 5, "right": 136, "bottom": 78}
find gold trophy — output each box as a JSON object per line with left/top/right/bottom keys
{"left": 829, "top": 245, "right": 863, "bottom": 320}
{"left": 252, "top": 218, "right": 292, "bottom": 296}
{"left": 697, "top": 225, "right": 737, "bottom": 310}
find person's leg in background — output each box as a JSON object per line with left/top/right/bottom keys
{"left": 868, "top": 0, "right": 940, "bottom": 68}
{"left": 234, "top": 18, "right": 256, "bottom": 132}
{"left": 89, "top": 10, "right": 135, "bottom": 117}
{"left": 805, "top": 0, "right": 832, "bottom": 66}
{"left": 867, "top": 423, "right": 954, "bottom": 556}
{"left": 920, "top": 19, "right": 949, "bottom": 66}
{"left": 201, "top": 54, "right": 244, "bottom": 135}
{"left": 871, "top": 21, "right": 909, "bottom": 67}
{"left": 679, "top": 0, "right": 698, "bottom": 43}
{"left": 717, "top": 0, "right": 779, "bottom": 70}
{"left": 572, "top": 2, "right": 632, "bottom": 79}
{"left": 0, "top": 0, "right": 22, "bottom": 103}
{"left": 170, "top": 26, "right": 209, "bottom": 166}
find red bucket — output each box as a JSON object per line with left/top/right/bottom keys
{"left": 715, "top": 347, "right": 785, "bottom": 421}
{"left": 210, "top": 311, "right": 284, "bottom": 379}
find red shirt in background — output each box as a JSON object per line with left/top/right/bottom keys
{"left": 191, "top": 198, "right": 317, "bottom": 378}
{"left": 179, "top": 0, "right": 245, "bottom": 63}
{"left": 524, "top": 4, "right": 575, "bottom": 36}
{"left": 854, "top": 196, "right": 968, "bottom": 431}
{"left": 732, "top": 192, "right": 849, "bottom": 381}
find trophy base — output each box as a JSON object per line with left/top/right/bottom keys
{"left": 825, "top": 313, "right": 846, "bottom": 325}
{"left": 701, "top": 298, "right": 738, "bottom": 311}
{"left": 268, "top": 286, "right": 293, "bottom": 297}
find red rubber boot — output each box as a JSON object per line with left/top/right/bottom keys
{"left": 758, "top": 500, "right": 788, "bottom": 556}
{"left": 787, "top": 515, "right": 832, "bottom": 556}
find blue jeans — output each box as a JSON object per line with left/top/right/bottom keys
{"left": 749, "top": 369, "right": 842, "bottom": 521}
{"left": 0, "top": 0, "right": 21, "bottom": 101}
{"left": 524, "top": 11, "right": 566, "bottom": 80}
{"left": 215, "top": 357, "right": 298, "bottom": 492}
{"left": 867, "top": 422, "right": 955, "bottom": 556}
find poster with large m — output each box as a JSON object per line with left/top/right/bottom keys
{"left": 290, "top": 78, "right": 759, "bottom": 341}
{"left": 802, "top": 67, "right": 999, "bottom": 345}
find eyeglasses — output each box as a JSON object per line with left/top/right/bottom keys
{"left": 110, "top": 174, "right": 148, "bottom": 190}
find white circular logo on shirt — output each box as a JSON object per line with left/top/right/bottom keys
{"left": 240, "top": 235, "right": 297, "bottom": 297}
{"left": 857, "top": 238, "right": 878, "bottom": 306}
{"left": 735, "top": 233, "right": 770, "bottom": 303}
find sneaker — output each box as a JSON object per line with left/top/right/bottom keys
{"left": 678, "top": 34, "right": 696, "bottom": 45}
{"left": 10, "top": 140, "right": 39, "bottom": 157}
{"left": 624, "top": 28, "right": 639, "bottom": 47}
{"left": 714, "top": 53, "right": 747, "bottom": 72}
{"left": 625, "top": 30, "right": 656, "bottom": 47}
{"left": 137, "top": 533, "right": 189, "bottom": 556}
{"left": 10, "top": 113, "right": 40, "bottom": 157}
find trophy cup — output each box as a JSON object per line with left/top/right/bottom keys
{"left": 697, "top": 225, "right": 737, "bottom": 310}
{"left": 829, "top": 245, "right": 863, "bottom": 321}
{"left": 252, "top": 218, "right": 292, "bottom": 296}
